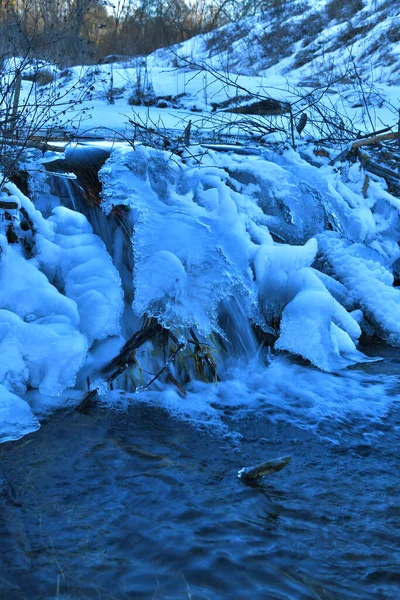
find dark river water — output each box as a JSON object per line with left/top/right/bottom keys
{"left": 1, "top": 345, "right": 399, "bottom": 600}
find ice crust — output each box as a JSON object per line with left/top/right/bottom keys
{"left": 36, "top": 206, "right": 124, "bottom": 343}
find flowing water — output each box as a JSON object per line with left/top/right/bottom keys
{"left": 0, "top": 342, "right": 399, "bottom": 600}
{"left": 1, "top": 144, "right": 398, "bottom": 599}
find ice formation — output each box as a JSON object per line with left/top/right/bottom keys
{"left": 0, "top": 183, "right": 123, "bottom": 440}
{"left": 100, "top": 144, "right": 400, "bottom": 373}
{"left": 2, "top": 143, "right": 400, "bottom": 441}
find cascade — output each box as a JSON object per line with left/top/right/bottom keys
{"left": 3, "top": 137, "right": 400, "bottom": 442}
{"left": 43, "top": 144, "right": 262, "bottom": 396}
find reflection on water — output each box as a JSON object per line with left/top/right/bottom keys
{"left": 1, "top": 344, "right": 400, "bottom": 600}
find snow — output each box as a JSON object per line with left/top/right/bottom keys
{"left": 37, "top": 206, "right": 124, "bottom": 343}
{"left": 0, "top": 182, "right": 124, "bottom": 440}
{"left": 3, "top": 133, "right": 400, "bottom": 442}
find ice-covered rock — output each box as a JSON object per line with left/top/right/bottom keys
{"left": 0, "top": 385, "right": 40, "bottom": 443}
{"left": 101, "top": 145, "right": 258, "bottom": 335}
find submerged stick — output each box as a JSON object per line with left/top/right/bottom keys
{"left": 76, "top": 389, "right": 98, "bottom": 414}
{"left": 189, "top": 328, "right": 220, "bottom": 382}
{"left": 76, "top": 322, "right": 185, "bottom": 412}
{"left": 238, "top": 456, "right": 291, "bottom": 481}
{"left": 136, "top": 340, "right": 185, "bottom": 391}
{"left": 102, "top": 319, "right": 161, "bottom": 376}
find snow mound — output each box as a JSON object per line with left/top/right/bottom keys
{"left": 0, "top": 239, "right": 88, "bottom": 397}
{"left": 37, "top": 206, "right": 124, "bottom": 343}
{"left": 0, "top": 185, "right": 123, "bottom": 408}
{"left": 0, "top": 385, "right": 40, "bottom": 443}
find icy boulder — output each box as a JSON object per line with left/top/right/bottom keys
{"left": 254, "top": 238, "right": 318, "bottom": 322}
{"left": 275, "top": 267, "right": 368, "bottom": 371}
{"left": 100, "top": 145, "right": 259, "bottom": 335}
{"left": 252, "top": 237, "right": 367, "bottom": 371}
{"left": 318, "top": 233, "right": 400, "bottom": 345}
{"left": 224, "top": 151, "right": 328, "bottom": 244}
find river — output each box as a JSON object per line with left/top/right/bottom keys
{"left": 1, "top": 342, "right": 399, "bottom": 600}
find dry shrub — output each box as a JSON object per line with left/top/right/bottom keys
{"left": 35, "top": 69, "right": 56, "bottom": 87}
{"left": 336, "top": 21, "right": 376, "bottom": 46}
{"left": 387, "top": 25, "right": 400, "bottom": 44}
{"left": 325, "top": 0, "right": 364, "bottom": 22}
{"left": 204, "top": 23, "right": 250, "bottom": 54}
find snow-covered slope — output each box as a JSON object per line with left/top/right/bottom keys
{"left": 149, "top": 0, "right": 400, "bottom": 84}
{"left": 6, "top": 0, "right": 398, "bottom": 146}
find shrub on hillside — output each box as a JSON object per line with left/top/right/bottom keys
{"left": 325, "top": 0, "right": 364, "bottom": 22}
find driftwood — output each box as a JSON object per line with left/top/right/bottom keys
{"left": 102, "top": 319, "right": 161, "bottom": 378}
{"left": 76, "top": 320, "right": 189, "bottom": 412}
{"left": 1, "top": 135, "right": 65, "bottom": 153}
{"left": 0, "top": 200, "right": 19, "bottom": 210}
{"left": 329, "top": 132, "right": 400, "bottom": 193}
{"left": 227, "top": 98, "right": 291, "bottom": 116}
{"left": 330, "top": 129, "right": 400, "bottom": 165}
{"left": 238, "top": 456, "right": 291, "bottom": 481}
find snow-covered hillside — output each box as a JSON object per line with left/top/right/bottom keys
{"left": 5, "top": 0, "right": 399, "bottom": 148}
{"left": 150, "top": 0, "right": 400, "bottom": 84}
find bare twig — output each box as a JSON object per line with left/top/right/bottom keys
{"left": 136, "top": 341, "right": 185, "bottom": 392}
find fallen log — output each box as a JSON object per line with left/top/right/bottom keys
{"left": 351, "top": 131, "right": 400, "bottom": 150}
{"left": 102, "top": 319, "right": 161, "bottom": 376}
{"left": 0, "top": 200, "right": 19, "bottom": 210}
{"left": 227, "top": 98, "right": 291, "bottom": 116}
{"left": 356, "top": 149, "right": 400, "bottom": 184}
{"left": 1, "top": 136, "right": 66, "bottom": 153}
